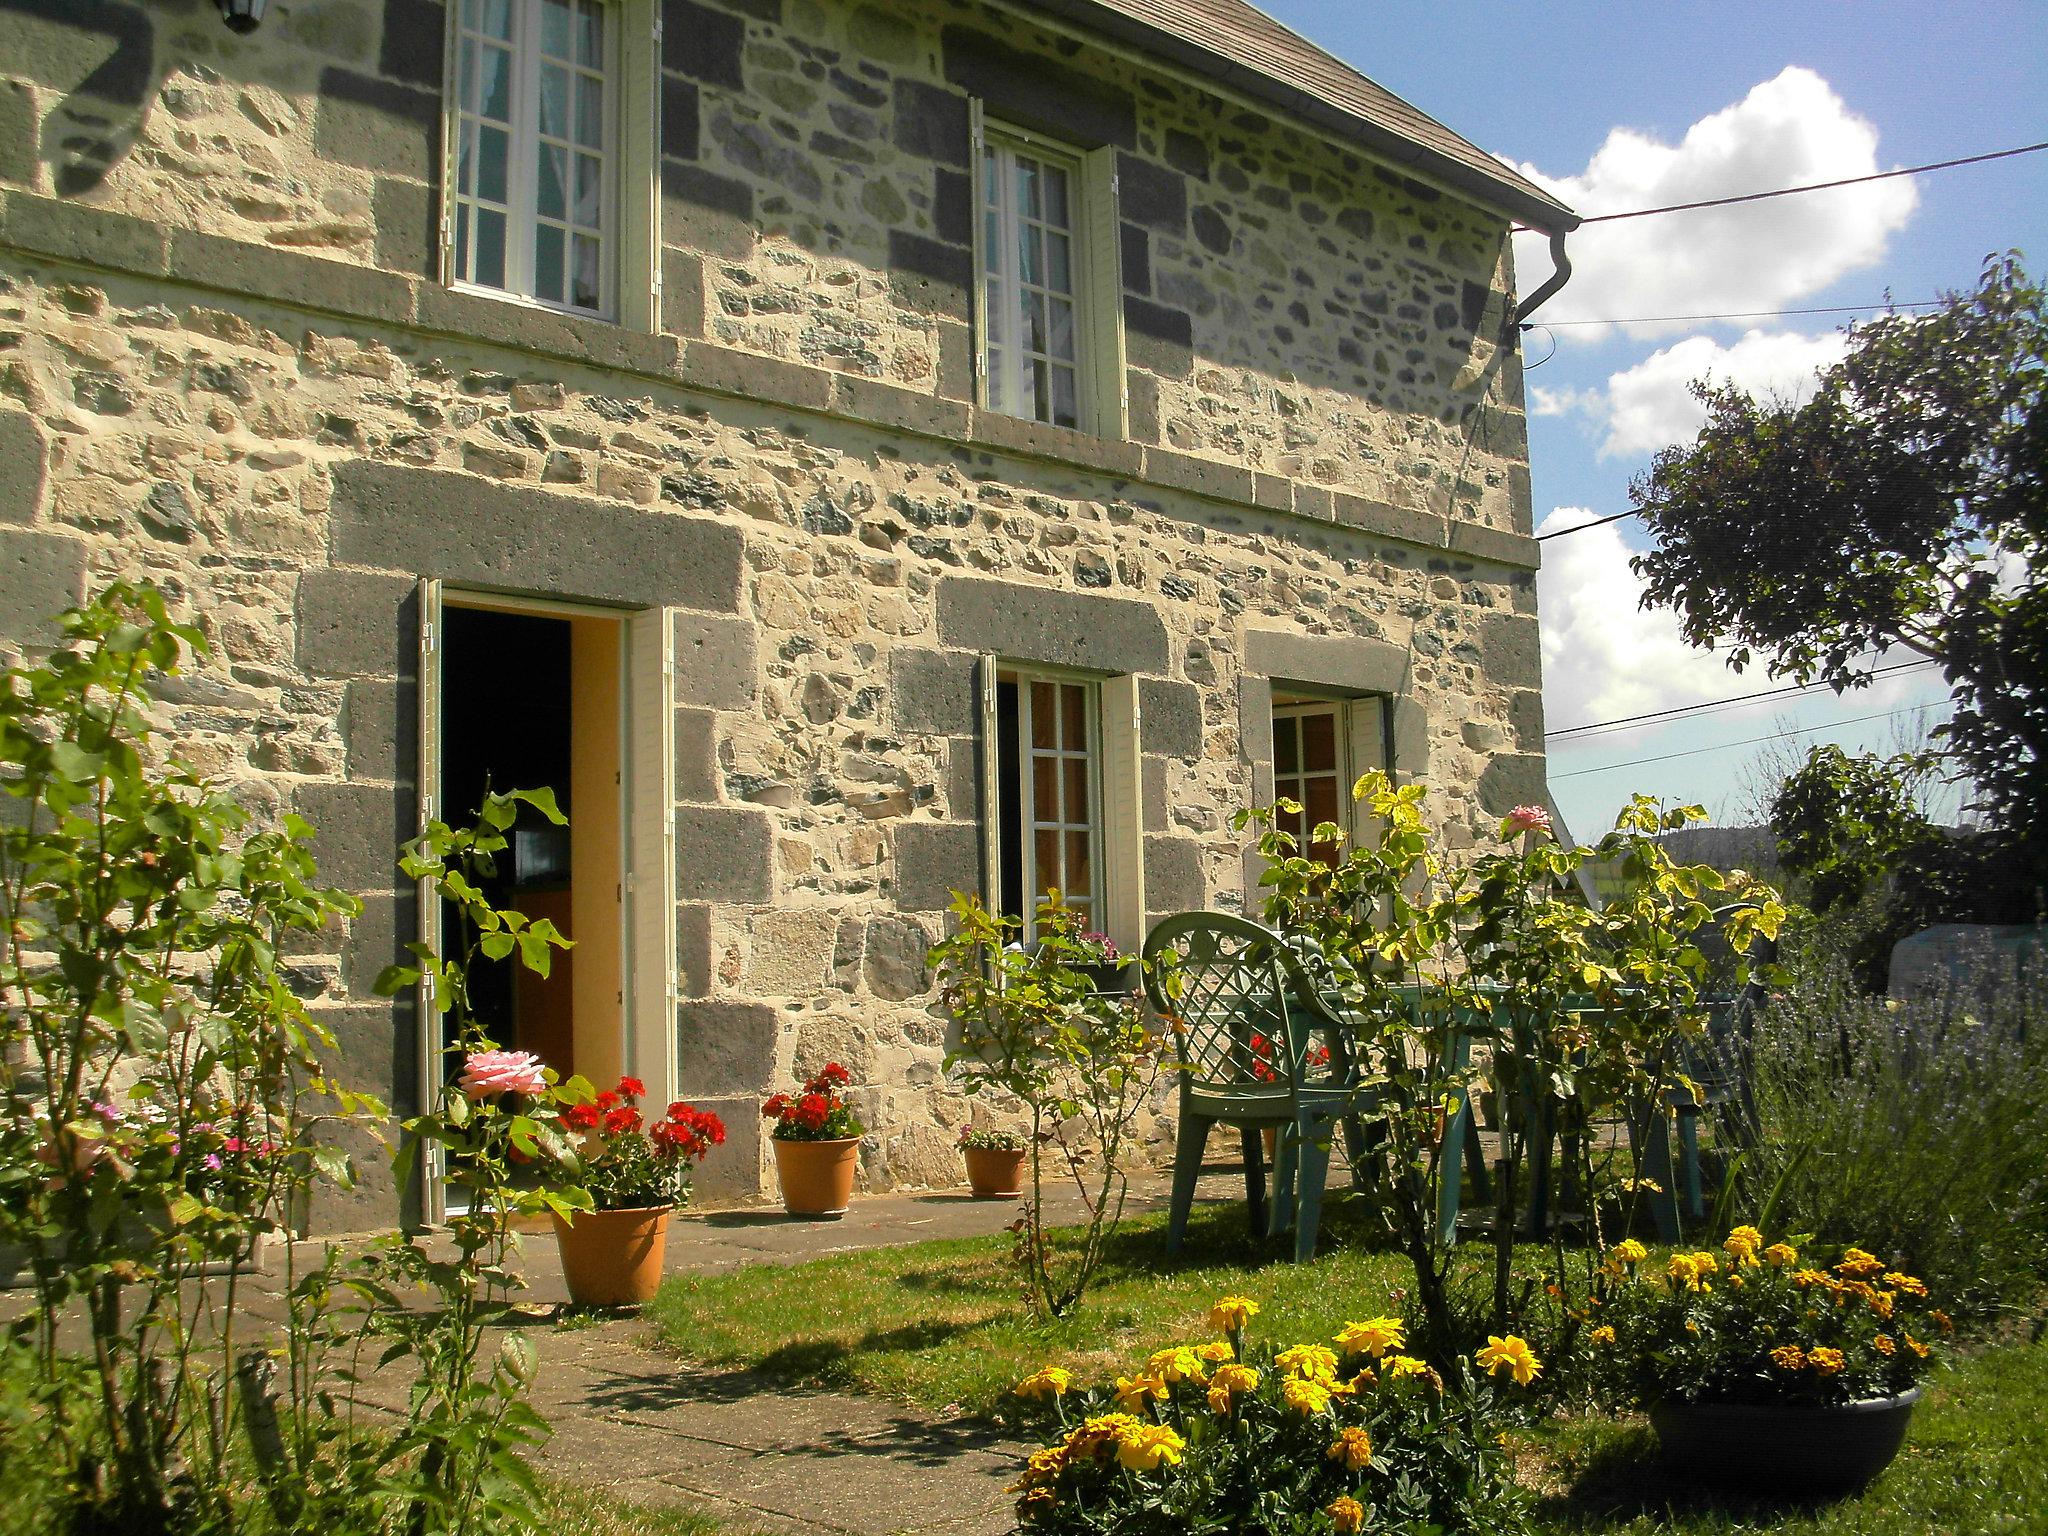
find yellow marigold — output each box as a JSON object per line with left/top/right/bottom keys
{"left": 1015, "top": 1484, "right": 1056, "bottom": 1514}
{"left": 1589, "top": 1325, "right": 1617, "bottom": 1346}
{"left": 1667, "top": 1252, "right": 1719, "bottom": 1291}
{"left": 1792, "top": 1268, "right": 1831, "bottom": 1289}
{"left": 1147, "top": 1346, "right": 1208, "bottom": 1384}
{"left": 1837, "top": 1247, "right": 1884, "bottom": 1278}
{"left": 1728, "top": 1224, "right": 1764, "bottom": 1249}
{"left": 1014, "top": 1366, "right": 1073, "bottom": 1400}
{"left": 1325, "top": 1495, "right": 1366, "bottom": 1534}
{"left": 1384, "top": 1354, "right": 1433, "bottom": 1381}
{"left": 1870, "top": 1290, "right": 1896, "bottom": 1320}
{"left": 1210, "top": 1363, "right": 1260, "bottom": 1397}
{"left": 1684, "top": 1320, "right": 1701, "bottom": 1336}
{"left": 1113, "top": 1373, "right": 1167, "bottom": 1411}
{"left": 1333, "top": 1316, "right": 1405, "bottom": 1359}
{"left": 1197, "top": 1341, "right": 1236, "bottom": 1363}
{"left": 1905, "top": 1335, "right": 1931, "bottom": 1359}
{"left": 1281, "top": 1377, "right": 1333, "bottom": 1415}
{"left": 1208, "top": 1295, "right": 1260, "bottom": 1334}
{"left": 1614, "top": 1238, "right": 1649, "bottom": 1264}
{"left": 1113, "top": 1422, "right": 1186, "bottom": 1473}
{"left": 1808, "top": 1347, "right": 1846, "bottom": 1375}
{"left": 1725, "top": 1227, "right": 1762, "bottom": 1266}
{"left": 1275, "top": 1343, "right": 1340, "bottom": 1382}
{"left": 1873, "top": 1334, "right": 1896, "bottom": 1356}
{"left": 1885, "top": 1271, "right": 1928, "bottom": 1297}
{"left": 1475, "top": 1334, "right": 1542, "bottom": 1387}
{"left": 1328, "top": 1425, "right": 1374, "bottom": 1473}
{"left": 1769, "top": 1344, "right": 1806, "bottom": 1371}
{"left": 1929, "top": 1309, "right": 1954, "bottom": 1334}
{"left": 1764, "top": 1242, "right": 1799, "bottom": 1267}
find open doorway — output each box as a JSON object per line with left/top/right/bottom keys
{"left": 438, "top": 602, "right": 625, "bottom": 1088}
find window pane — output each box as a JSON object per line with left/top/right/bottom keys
{"left": 1043, "top": 164, "right": 1069, "bottom": 227}
{"left": 575, "top": 0, "right": 604, "bottom": 66}
{"left": 534, "top": 222, "right": 565, "bottom": 303}
{"left": 1018, "top": 222, "right": 1041, "bottom": 287}
{"left": 1051, "top": 366, "right": 1077, "bottom": 429}
{"left": 537, "top": 142, "right": 567, "bottom": 221}
{"left": 576, "top": 74, "right": 604, "bottom": 150}
{"left": 540, "top": 0, "right": 572, "bottom": 59}
{"left": 1045, "top": 230, "right": 1070, "bottom": 294}
{"left": 1305, "top": 774, "right": 1340, "bottom": 831}
{"left": 477, "top": 125, "right": 509, "bottom": 204}
{"left": 574, "top": 152, "right": 602, "bottom": 226}
{"left": 1275, "top": 717, "right": 1299, "bottom": 774}
{"left": 1034, "top": 829, "right": 1061, "bottom": 895}
{"left": 474, "top": 207, "right": 507, "bottom": 287}
{"left": 459, "top": 37, "right": 477, "bottom": 112}
{"left": 1030, "top": 681, "right": 1055, "bottom": 749}
{"left": 1017, "top": 158, "right": 1040, "bottom": 220}
{"left": 985, "top": 347, "right": 1005, "bottom": 410}
{"left": 1066, "top": 831, "right": 1092, "bottom": 899}
{"left": 540, "top": 63, "right": 570, "bottom": 139}
{"left": 473, "top": 0, "right": 513, "bottom": 41}
{"left": 1302, "top": 710, "right": 1337, "bottom": 772}
{"left": 1048, "top": 298, "right": 1074, "bottom": 361}
{"left": 457, "top": 117, "right": 476, "bottom": 195}
{"left": 1061, "top": 683, "right": 1086, "bottom": 749}
{"left": 1033, "top": 756, "right": 1058, "bottom": 822}
{"left": 571, "top": 233, "right": 602, "bottom": 310}
{"left": 454, "top": 200, "right": 471, "bottom": 277}
{"left": 1031, "top": 359, "right": 1050, "bottom": 424}
{"left": 478, "top": 43, "right": 512, "bottom": 122}
{"left": 1024, "top": 290, "right": 1047, "bottom": 352}
{"left": 983, "top": 209, "right": 1001, "bottom": 274}
{"left": 1063, "top": 757, "right": 1089, "bottom": 824}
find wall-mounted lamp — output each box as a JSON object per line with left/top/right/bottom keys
{"left": 218, "top": 0, "right": 268, "bottom": 32}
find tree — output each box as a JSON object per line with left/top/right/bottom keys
{"left": 1629, "top": 253, "right": 2047, "bottom": 893}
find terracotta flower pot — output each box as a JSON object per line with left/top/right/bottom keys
{"left": 1650, "top": 1389, "right": 1921, "bottom": 1496}
{"left": 549, "top": 1204, "right": 672, "bottom": 1307}
{"left": 773, "top": 1135, "right": 861, "bottom": 1218}
{"left": 962, "top": 1145, "right": 1027, "bottom": 1199}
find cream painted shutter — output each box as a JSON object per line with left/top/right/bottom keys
{"left": 624, "top": 605, "right": 678, "bottom": 1107}
{"left": 1080, "top": 145, "right": 1127, "bottom": 440}
{"left": 1347, "top": 696, "right": 1388, "bottom": 784}
{"left": 414, "top": 577, "right": 446, "bottom": 1224}
{"left": 436, "top": 5, "right": 459, "bottom": 286}
{"left": 623, "top": 0, "right": 662, "bottom": 330}
{"left": 977, "top": 653, "right": 1002, "bottom": 911}
{"left": 1099, "top": 673, "right": 1145, "bottom": 953}
{"left": 968, "top": 100, "right": 989, "bottom": 408}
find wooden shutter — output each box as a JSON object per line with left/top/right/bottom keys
{"left": 435, "top": 3, "right": 459, "bottom": 285}
{"left": 621, "top": 0, "right": 662, "bottom": 330}
{"left": 1099, "top": 672, "right": 1145, "bottom": 953}
{"left": 1080, "top": 145, "right": 1127, "bottom": 439}
{"left": 414, "top": 577, "right": 445, "bottom": 1225}
{"left": 968, "top": 99, "right": 989, "bottom": 409}
{"left": 976, "top": 652, "right": 1002, "bottom": 910}
{"left": 624, "top": 605, "right": 677, "bottom": 1106}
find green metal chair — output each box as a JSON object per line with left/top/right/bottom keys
{"left": 1144, "top": 912, "right": 1359, "bottom": 1263}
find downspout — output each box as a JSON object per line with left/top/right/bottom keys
{"left": 1512, "top": 227, "right": 1573, "bottom": 331}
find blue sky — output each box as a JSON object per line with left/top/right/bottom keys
{"left": 1262, "top": 1, "right": 2048, "bottom": 838}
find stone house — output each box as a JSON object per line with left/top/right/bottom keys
{"left": 0, "top": 0, "right": 1575, "bottom": 1229}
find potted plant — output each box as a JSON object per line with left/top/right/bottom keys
{"left": 1592, "top": 1227, "right": 1947, "bottom": 1495}
{"left": 958, "top": 1124, "right": 1028, "bottom": 1199}
{"left": 762, "top": 1063, "right": 865, "bottom": 1218}
{"left": 1067, "top": 929, "right": 1137, "bottom": 994}
{"left": 547, "top": 1074, "right": 726, "bottom": 1306}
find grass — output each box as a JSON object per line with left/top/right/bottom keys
{"left": 644, "top": 1201, "right": 2048, "bottom": 1533}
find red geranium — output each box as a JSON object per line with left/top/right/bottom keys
{"left": 761, "top": 1066, "right": 865, "bottom": 1143}
{"left": 552, "top": 1074, "right": 724, "bottom": 1211}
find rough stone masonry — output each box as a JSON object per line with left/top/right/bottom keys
{"left": 0, "top": 0, "right": 1549, "bottom": 1228}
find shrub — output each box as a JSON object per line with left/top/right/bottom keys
{"left": 1006, "top": 1299, "right": 1535, "bottom": 1534}
{"left": 1737, "top": 957, "right": 2048, "bottom": 1315}
{"left": 1591, "top": 1229, "right": 1949, "bottom": 1408}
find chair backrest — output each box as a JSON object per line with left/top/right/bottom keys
{"left": 1144, "top": 912, "right": 1310, "bottom": 1098}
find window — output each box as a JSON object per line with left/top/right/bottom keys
{"left": 1270, "top": 695, "right": 1389, "bottom": 867}
{"left": 995, "top": 670, "right": 1102, "bottom": 937}
{"left": 972, "top": 116, "right": 1127, "bottom": 437}
{"left": 451, "top": 0, "right": 615, "bottom": 315}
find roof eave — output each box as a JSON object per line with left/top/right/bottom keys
{"left": 1027, "top": 0, "right": 1582, "bottom": 235}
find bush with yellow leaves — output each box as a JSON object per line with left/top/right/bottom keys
{"left": 1006, "top": 1297, "right": 1535, "bottom": 1534}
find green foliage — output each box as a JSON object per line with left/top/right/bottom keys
{"left": 0, "top": 583, "right": 377, "bottom": 1532}
{"left": 1735, "top": 954, "right": 2048, "bottom": 1317}
{"left": 1237, "top": 774, "right": 1784, "bottom": 1369}
{"left": 931, "top": 893, "right": 1166, "bottom": 1317}
{"left": 1771, "top": 745, "right": 1937, "bottom": 914}
{"left": 1009, "top": 1314, "right": 1533, "bottom": 1536}
{"left": 1630, "top": 252, "right": 2048, "bottom": 888}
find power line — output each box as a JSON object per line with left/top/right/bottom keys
{"left": 1546, "top": 659, "right": 1941, "bottom": 740}
{"left": 1535, "top": 299, "right": 1944, "bottom": 328}
{"left": 1538, "top": 509, "right": 1637, "bottom": 541}
{"left": 1569, "top": 140, "right": 2048, "bottom": 225}
{"left": 1549, "top": 702, "right": 1950, "bottom": 780}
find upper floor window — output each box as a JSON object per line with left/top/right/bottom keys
{"left": 972, "top": 116, "right": 1127, "bottom": 438}
{"left": 452, "top": 0, "right": 614, "bottom": 316}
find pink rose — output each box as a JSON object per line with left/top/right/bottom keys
{"left": 1502, "top": 804, "right": 1552, "bottom": 839}
{"left": 458, "top": 1049, "right": 548, "bottom": 1101}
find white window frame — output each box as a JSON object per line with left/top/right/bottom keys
{"left": 1270, "top": 692, "right": 1390, "bottom": 859}
{"left": 440, "top": 0, "right": 661, "bottom": 329}
{"left": 1003, "top": 666, "right": 1103, "bottom": 941}
{"left": 970, "top": 108, "right": 1127, "bottom": 439}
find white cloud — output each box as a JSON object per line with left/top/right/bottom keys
{"left": 1536, "top": 507, "right": 1752, "bottom": 727}
{"left": 1589, "top": 328, "right": 1847, "bottom": 458}
{"left": 1510, "top": 67, "right": 1917, "bottom": 339}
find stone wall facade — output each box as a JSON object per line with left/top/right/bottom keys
{"left": 0, "top": 0, "right": 1547, "bottom": 1229}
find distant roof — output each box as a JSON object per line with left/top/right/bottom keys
{"left": 1031, "top": 0, "right": 1579, "bottom": 233}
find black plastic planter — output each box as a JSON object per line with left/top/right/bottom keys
{"left": 1650, "top": 1389, "right": 1920, "bottom": 1497}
